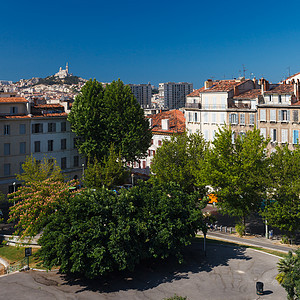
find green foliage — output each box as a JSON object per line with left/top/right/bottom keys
{"left": 151, "top": 132, "right": 209, "bottom": 195}
{"left": 208, "top": 126, "right": 269, "bottom": 231}
{"left": 235, "top": 222, "right": 246, "bottom": 237}
{"left": 68, "top": 78, "right": 152, "bottom": 162}
{"left": 277, "top": 249, "right": 300, "bottom": 299}
{"left": 84, "top": 144, "right": 129, "bottom": 189}
{"left": 261, "top": 145, "right": 300, "bottom": 237}
{"left": 163, "top": 295, "right": 187, "bottom": 300}
{"left": 38, "top": 182, "right": 204, "bottom": 278}
{"left": 17, "top": 155, "right": 64, "bottom": 183}
{"left": 36, "top": 75, "right": 81, "bottom": 86}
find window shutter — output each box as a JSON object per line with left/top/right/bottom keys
{"left": 287, "top": 110, "right": 290, "bottom": 121}
{"left": 229, "top": 113, "right": 232, "bottom": 124}
{"left": 278, "top": 110, "right": 281, "bottom": 121}
{"left": 270, "top": 129, "right": 273, "bottom": 142}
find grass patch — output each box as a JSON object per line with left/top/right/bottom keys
{"left": 0, "top": 244, "right": 47, "bottom": 269}
{"left": 194, "top": 235, "right": 288, "bottom": 258}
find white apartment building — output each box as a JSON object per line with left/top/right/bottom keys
{"left": 133, "top": 110, "right": 186, "bottom": 175}
{"left": 159, "top": 82, "right": 193, "bottom": 109}
{"left": 184, "top": 78, "right": 257, "bottom": 142}
{"left": 129, "top": 84, "right": 152, "bottom": 108}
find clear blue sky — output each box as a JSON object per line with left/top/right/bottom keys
{"left": 1, "top": 0, "right": 300, "bottom": 88}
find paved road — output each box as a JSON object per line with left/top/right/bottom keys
{"left": 206, "top": 231, "right": 298, "bottom": 253}
{"left": 0, "top": 242, "right": 286, "bottom": 300}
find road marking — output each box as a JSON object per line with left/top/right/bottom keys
{"left": 236, "top": 270, "right": 245, "bottom": 274}
{"left": 252, "top": 249, "right": 282, "bottom": 259}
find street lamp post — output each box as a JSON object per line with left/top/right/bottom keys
{"left": 13, "top": 182, "right": 16, "bottom": 205}
{"left": 82, "top": 163, "right": 85, "bottom": 180}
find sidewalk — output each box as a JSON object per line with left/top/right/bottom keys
{"left": 204, "top": 230, "right": 299, "bottom": 254}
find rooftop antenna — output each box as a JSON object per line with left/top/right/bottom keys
{"left": 250, "top": 72, "right": 254, "bottom": 79}
{"left": 287, "top": 66, "right": 291, "bottom": 78}
{"left": 242, "top": 64, "right": 247, "bottom": 78}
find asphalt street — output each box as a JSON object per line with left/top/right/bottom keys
{"left": 0, "top": 242, "right": 286, "bottom": 300}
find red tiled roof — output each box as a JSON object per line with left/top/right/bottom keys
{"left": 233, "top": 89, "right": 262, "bottom": 99}
{"left": 33, "top": 104, "right": 64, "bottom": 109}
{"left": 264, "top": 84, "right": 294, "bottom": 95}
{"left": 0, "top": 97, "right": 28, "bottom": 103}
{"left": 187, "top": 87, "right": 206, "bottom": 97}
{"left": 148, "top": 110, "right": 185, "bottom": 134}
{"left": 285, "top": 72, "right": 300, "bottom": 80}
{"left": 0, "top": 114, "right": 30, "bottom": 119}
{"left": 202, "top": 80, "right": 251, "bottom": 93}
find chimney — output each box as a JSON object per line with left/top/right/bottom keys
{"left": 204, "top": 79, "right": 213, "bottom": 90}
{"left": 261, "top": 78, "right": 265, "bottom": 95}
{"left": 263, "top": 79, "right": 269, "bottom": 92}
{"left": 161, "top": 119, "right": 169, "bottom": 130}
{"left": 234, "top": 86, "right": 239, "bottom": 96}
{"left": 294, "top": 80, "right": 300, "bottom": 101}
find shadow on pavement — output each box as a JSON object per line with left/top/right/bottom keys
{"left": 49, "top": 242, "right": 252, "bottom": 294}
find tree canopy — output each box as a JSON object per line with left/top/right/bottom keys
{"left": 151, "top": 132, "right": 209, "bottom": 195}
{"left": 68, "top": 79, "right": 152, "bottom": 162}
{"left": 38, "top": 182, "right": 205, "bottom": 278}
{"left": 208, "top": 126, "right": 269, "bottom": 232}
{"left": 261, "top": 145, "right": 300, "bottom": 236}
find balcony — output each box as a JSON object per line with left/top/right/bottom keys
{"left": 228, "top": 103, "right": 251, "bottom": 109}
{"left": 185, "top": 103, "right": 201, "bottom": 109}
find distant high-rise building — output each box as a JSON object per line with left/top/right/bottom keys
{"left": 129, "top": 83, "right": 152, "bottom": 108}
{"left": 159, "top": 82, "right": 193, "bottom": 109}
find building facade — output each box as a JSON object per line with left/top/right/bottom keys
{"left": 159, "top": 82, "right": 193, "bottom": 109}
{"left": 128, "top": 83, "right": 152, "bottom": 108}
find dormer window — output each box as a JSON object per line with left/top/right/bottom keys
{"left": 278, "top": 95, "right": 282, "bottom": 103}
{"left": 10, "top": 106, "right": 18, "bottom": 114}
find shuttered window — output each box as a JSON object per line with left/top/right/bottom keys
{"left": 293, "top": 130, "right": 299, "bottom": 144}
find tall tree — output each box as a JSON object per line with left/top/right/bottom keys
{"left": 68, "top": 79, "right": 152, "bottom": 162}
{"left": 208, "top": 126, "right": 269, "bottom": 234}
{"left": 261, "top": 145, "right": 300, "bottom": 237}
{"left": 151, "top": 132, "right": 209, "bottom": 195}
{"left": 84, "top": 144, "right": 129, "bottom": 189}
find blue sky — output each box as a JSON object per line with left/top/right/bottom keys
{"left": 1, "top": 0, "right": 300, "bottom": 88}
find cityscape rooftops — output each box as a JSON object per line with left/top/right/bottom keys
{"left": 264, "top": 84, "right": 294, "bottom": 95}
{"left": 202, "top": 79, "right": 251, "bottom": 93}
{"left": 233, "top": 89, "right": 262, "bottom": 99}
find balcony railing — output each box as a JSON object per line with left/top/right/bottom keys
{"left": 185, "top": 103, "right": 201, "bottom": 109}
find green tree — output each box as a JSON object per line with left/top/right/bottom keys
{"left": 84, "top": 144, "right": 129, "bottom": 189}
{"left": 277, "top": 249, "right": 300, "bottom": 299}
{"left": 208, "top": 126, "right": 269, "bottom": 234}
{"left": 261, "top": 145, "right": 300, "bottom": 237}
{"left": 68, "top": 79, "right": 152, "bottom": 162}
{"left": 151, "top": 132, "right": 209, "bottom": 194}
{"left": 17, "top": 155, "right": 64, "bottom": 183}
{"left": 38, "top": 182, "right": 204, "bottom": 278}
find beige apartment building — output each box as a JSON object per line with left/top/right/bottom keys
{"left": 0, "top": 94, "right": 83, "bottom": 194}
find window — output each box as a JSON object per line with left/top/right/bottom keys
{"left": 48, "top": 122, "right": 56, "bottom": 132}
{"left": 219, "top": 113, "right": 225, "bottom": 124}
{"left": 260, "top": 109, "right": 266, "bottom": 121}
{"left": 61, "top": 157, "right": 67, "bottom": 169}
{"left": 20, "top": 142, "right": 26, "bottom": 154}
{"left": 212, "top": 130, "right": 216, "bottom": 140}
{"left": 158, "top": 140, "right": 162, "bottom": 146}
{"left": 249, "top": 114, "right": 255, "bottom": 125}
{"left": 10, "top": 106, "right": 18, "bottom": 114}
{"left": 278, "top": 95, "right": 282, "bottom": 103}
{"left": 293, "top": 130, "right": 299, "bottom": 144}
{"left": 61, "top": 139, "right": 67, "bottom": 150}
{"left": 32, "top": 123, "right": 43, "bottom": 133}
{"left": 19, "top": 124, "right": 26, "bottom": 134}
{"left": 204, "top": 130, "right": 209, "bottom": 141}
{"left": 293, "top": 110, "right": 298, "bottom": 122}
{"left": 4, "top": 164, "right": 10, "bottom": 176}
{"left": 74, "top": 156, "right": 79, "bottom": 167}
{"left": 269, "top": 95, "right": 273, "bottom": 102}
{"left": 270, "top": 110, "right": 276, "bottom": 122}
{"left": 278, "top": 110, "right": 290, "bottom": 122}
{"left": 212, "top": 97, "right": 217, "bottom": 109}
{"left": 229, "top": 113, "right": 238, "bottom": 125}
{"left": 188, "top": 112, "right": 192, "bottom": 122}
{"left": 151, "top": 139, "right": 153, "bottom": 145}
{"left": 19, "top": 162, "right": 24, "bottom": 174}
{"left": 270, "top": 129, "right": 277, "bottom": 142}
{"left": 194, "top": 112, "right": 197, "bottom": 122}
{"left": 220, "top": 96, "right": 226, "bottom": 109}
{"left": 211, "top": 113, "right": 216, "bottom": 124}
{"left": 48, "top": 140, "right": 54, "bottom": 152}
{"left": 240, "top": 113, "right": 245, "bottom": 125}
{"left": 203, "top": 112, "right": 208, "bottom": 123}
{"left": 61, "top": 121, "right": 66, "bottom": 132}
{"left": 281, "top": 129, "right": 288, "bottom": 143}
{"left": 34, "top": 141, "right": 41, "bottom": 152}
{"left": 4, "top": 143, "right": 10, "bottom": 155}
{"left": 4, "top": 125, "right": 10, "bottom": 135}
{"left": 260, "top": 128, "right": 267, "bottom": 139}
